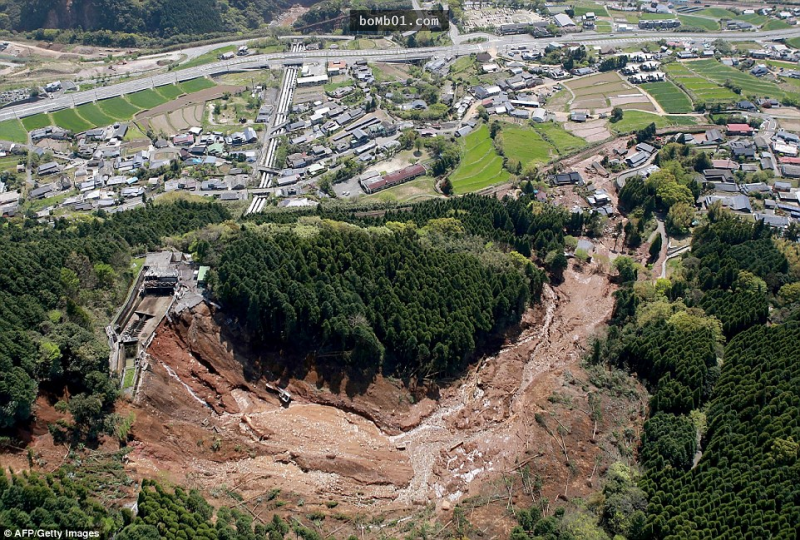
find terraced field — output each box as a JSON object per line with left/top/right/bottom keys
{"left": 127, "top": 89, "right": 170, "bottom": 109}
{"left": 450, "top": 125, "right": 510, "bottom": 194}
{"left": 75, "top": 103, "right": 115, "bottom": 127}
{"left": 610, "top": 110, "right": 698, "bottom": 134}
{"left": 573, "top": 3, "right": 609, "bottom": 17}
{"left": 641, "top": 81, "right": 694, "bottom": 113}
{"left": 762, "top": 19, "right": 791, "bottom": 30}
{"left": 21, "top": 114, "right": 52, "bottom": 131}
{"left": 156, "top": 85, "right": 184, "bottom": 100}
{"left": 97, "top": 97, "right": 142, "bottom": 120}
{"left": 179, "top": 77, "right": 216, "bottom": 94}
{"left": 689, "top": 59, "right": 795, "bottom": 101}
{"left": 665, "top": 62, "right": 739, "bottom": 103}
{"left": 532, "top": 123, "right": 586, "bottom": 154}
{"left": 501, "top": 125, "right": 552, "bottom": 164}
{"left": 51, "top": 108, "right": 93, "bottom": 132}
{"left": 0, "top": 119, "right": 29, "bottom": 144}
{"left": 677, "top": 14, "right": 719, "bottom": 30}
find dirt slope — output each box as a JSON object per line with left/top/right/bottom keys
{"left": 119, "top": 261, "right": 645, "bottom": 536}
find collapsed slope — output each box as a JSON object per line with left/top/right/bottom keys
{"left": 129, "top": 261, "right": 645, "bottom": 536}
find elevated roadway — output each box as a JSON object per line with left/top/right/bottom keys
{"left": 1, "top": 27, "right": 796, "bottom": 123}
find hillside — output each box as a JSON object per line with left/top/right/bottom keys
{"left": 0, "top": 0, "right": 313, "bottom": 44}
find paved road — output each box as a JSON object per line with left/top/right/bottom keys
{"left": 1, "top": 27, "right": 797, "bottom": 123}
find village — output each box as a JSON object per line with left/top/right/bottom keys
{"left": 0, "top": 1, "right": 798, "bottom": 232}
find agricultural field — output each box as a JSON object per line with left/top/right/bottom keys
{"left": 640, "top": 12, "right": 676, "bottom": 19}
{"left": 565, "top": 71, "right": 646, "bottom": 111}
{"left": 665, "top": 62, "right": 739, "bottom": 103}
{"left": 75, "top": 103, "right": 115, "bottom": 127}
{"left": 501, "top": 125, "right": 552, "bottom": 164}
{"left": 690, "top": 59, "right": 795, "bottom": 101}
{"left": 363, "top": 176, "right": 440, "bottom": 203}
{"left": 177, "top": 46, "right": 236, "bottom": 71}
{"left": 51, "top": 108, "right": 93, "bottom": 133}
{"left": 594, "top": 21, "right": 613, "bottom": 32}
{"left": 735, "top": 14, "right": 768, "bottom": 25}
{"left": 449, "top": 125, "right": 510, "bottom": 194}
{"left": 179, "top": 77, "right": 216, "bottom": 94}
{"left": 641, "top": 81, "right": 694, "bottom": 113}
{"left": 573, "top": 4, "right": 609, "bottom": 17}
{"left": 21, "top": 114, "right": 52, "bottom": 132}
{"left": 610, "top": 110, "right": 698, "bottom": 134}
{"left": 156, "top": 84, "right": 184, "bottom": 100}
{"left": 532, "top": 122, "right": 585, "bottom": 154}
{"left": 0, "top": 119, "right": 28, "bottom": 144}
{"left": 127, "top": 89, "right": 170, "bottom": 109}
{"left": 97, "top": 97, "right": 142, "bottom": 120}
{"left": 762, "top": 19, "right": 791, "bottom": 30}
{"left": 696, "top": 8, "right": 736, "bottom": 18}
{"left": 677, "top": 15, "right": 719, "bottom": 30}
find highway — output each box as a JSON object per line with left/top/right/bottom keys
{"left": 1, "top": 27, "right": 797, "bottom": 123}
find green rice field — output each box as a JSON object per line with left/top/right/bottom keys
{"left": 21, "top": 114, "right": 52, "bottom": 131}
{"left": 51, "top": 108, "right": 93, "bottom": 132}
{"left": 610, "top": 110, "right": 698, "bottom": 134}
{"left": 156, "top": 84, "right": 184, "bottom": 99}
{"left": 665, "top": 62, "right": 740, "bottom": 103}
{"left": 97, "top": 97, "right": 141, "bottom": 120}
{"left": 641, "top": 81, "right": 694, "bottom": 113}
{"left": 127, "top": 88, "right": 170, "bottom": 109}
{"left": 0, "top": 119, "right": 29, "bottom": 144}
{"left": 532, "top": 122, "right": 586, "bottom": 154}
{"left": 502, "top": 125, "right": 552, "bottom": 164}
{"left": 677, "top": 15, "right": 719, "bottom": 30}
{"left": 179, "top": 77, "right": 215, "bottom": 94}
{"left": 75, "top": 103, "right": 115, "bottom": 127}
{"left": 450, "top": 125, "right": 510, "bottom": 194}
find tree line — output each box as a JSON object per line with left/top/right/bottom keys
{"left": 0, "top": 201, "right": 230, "bottom": 433}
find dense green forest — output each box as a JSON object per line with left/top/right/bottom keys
{"left": 223, "top": 192, "right": 613, "bottom": 377}
{"left": 0, "top": 462, "right": 303, "bottom": 540}
{"left": 0, "top": 201, "right": 229, "bottom": 434}
{"left": 214, "top": 218, "right": 545, "bottom": 377}
{"left": 246, "top": 193, "right": 603, "bottom": 279}
{"left": 587, "top": 171, "right": 800, "bottom": 540}
{"left": 0, "top": 0, "right": 301, "bottom": 46}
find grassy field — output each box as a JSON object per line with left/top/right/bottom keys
{"left": 610, "top": 110, "right": 698, "bottom": 134}
{"left": 75, "top": 103, "right": 115, "bottom": 127}
{"left": 677, "top": 15, "right": 719, "bottom": 30}
{"left": 787, "top": 37, "right": 800, "bottom": 49}
{"left": 156, "top": 84, "right": 184, "bottom": 99}
{"left": 450, "top": 56, "right": 475, "bottom": 76}
{"left": 450, "top": 125, "right": 510, "bottom": 194}
{"left": 697, "top": 7, "right": 736, "bottom": 18}
{"left": 665, "top": 62, "right": 740, "bottom": 103}
{"left": 532, "top": 122, "right": 585, "bottom": 154}
{"left": 323, "top": 79, "right": 352, "bottom": 93}
{"left": 179, "top": 77, "right": 215, "bottom": 94}
{"left": 21, "top": 114, "right": 52, "bottom": 131}
{"left": 762, "top": 19, "right": 791, "bottom": 30}
{"left": 641, "top": 81, "right": 694, "bottom": 113}
{"left": 0, "top": 119, "right": 28, "bottom": 143}
{"left": 97, "top": 97, "right": 141, "bottom": 120}
{"left": 363, "top": 176, "right": 441, "bottom": 202}
{"left": 127, "top": 89, "right": 169, "bottom": 109}
{"left": 690, "top": 59, "right": 791, "bottom": 100}
{"left": 177, "top": 46, "right": 236, "bottom": 71}
{"left": 573, "top": 4, "right": 609, "bottom": 17}
{"left": 640, "top": 12, "right": 676, "bottom": 19}
{"left": 502, "top": 125, "right": 552, "bottom": 164}
{"left": 52, "top": 108, "right": 93, "bottom": 132}
{"left": 735, "top": 14, "right": 767, "bottom": 25}
{"left": 594, "top": 21, "right": 613, "bottom": 32}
